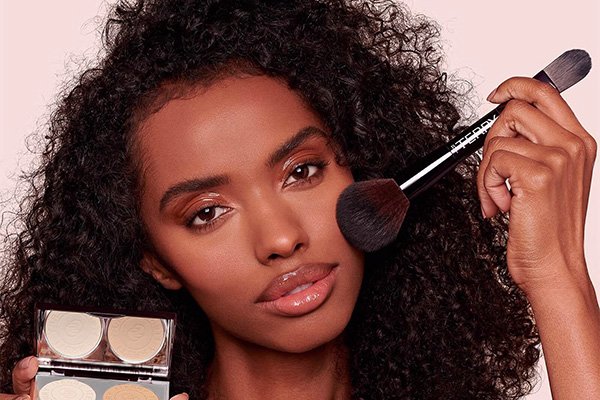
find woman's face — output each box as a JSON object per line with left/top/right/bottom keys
{"left": 137, "top": 75, "right": 364, "bottom": 353}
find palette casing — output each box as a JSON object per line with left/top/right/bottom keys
{"left": 34, "top": 304, "right": 176, "bottom": 400}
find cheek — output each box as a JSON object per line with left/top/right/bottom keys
{"left": 149, "top": 223, "right": 259, "bottom": 304}
{"left": 308, "top": 167, "right": 354, "bottom": 244}
{"left": 164, "top": 240, "right": 264, "bottom": 329}
{"left": 189, "top": 257, "right": 257, "bottom": 303}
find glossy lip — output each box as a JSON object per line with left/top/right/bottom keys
{"left": 255, "top": 262, "right": 338, "bottom": 317}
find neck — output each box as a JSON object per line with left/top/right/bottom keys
{"left": 205, "top": 325, "right": 351, "bottom": 400}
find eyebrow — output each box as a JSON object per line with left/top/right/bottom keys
{"left": 159, "top": 175, "right": 229, "bottom": 212}
{"left": 266, "top": 126, "right": 327, "bottom": 168}
{"left": 159, "top": 125, "right": 328, "bottom": 212}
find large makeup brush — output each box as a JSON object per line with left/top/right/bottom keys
{"left": 336, "top": 49, "right": 591, "bottom": 252}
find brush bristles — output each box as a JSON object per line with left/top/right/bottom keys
{"left": 543, "top": 49, "right": 591, "bottom": 92}
{"left": 336, "top": 179, "right": 409, "bottom": 252}
{"left": 334, "top": 50, "right": 590, "bottom": 252}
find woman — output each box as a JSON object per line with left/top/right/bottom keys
{"left": 1, "top": 0, "right": 598, "bottom": 398}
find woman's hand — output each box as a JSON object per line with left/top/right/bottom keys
{"left": 478, "top": 77, "right": 597, "bottom": 294}
{"left": 2, "top": 355, "right": 188, "bottom": 400}
{"left": 477, "top": 76, "right": 600, "bottom": 398}
{"left": 0, "top": 356, "right": 38, "bottom": 399}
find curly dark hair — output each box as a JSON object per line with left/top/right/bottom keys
{"left": 0, "top": 0, "right": 540, "bottom": 398}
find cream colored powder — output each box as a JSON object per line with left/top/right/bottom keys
{"left": 38, "top": 378, "right": 96, "bottom": 400}
{"left": 103, "top": 384, "right": 159, "bottom": 400}
{"left": 44, "top": 311, "right": 103, "bottom": 359}
{"left": 107, "top": 316, "right": 165, "bottom": 363}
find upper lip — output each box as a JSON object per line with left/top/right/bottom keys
{"left": 256, "top": 262, "right": 338, "bottom": 303}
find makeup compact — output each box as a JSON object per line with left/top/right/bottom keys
{"left": 34, "top": 304, "right": 176, "bottom": 400}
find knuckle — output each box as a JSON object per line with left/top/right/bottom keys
{"left": 583, "top": 135, "right": 597, "bottom": 159}
{"left": 564, "top": 137, "right": 586, "bottom": 160}
{"left": 547, "top": 148, "right": 569, "bottom": 170}
{"left": 530, "top": 165, "right": 554, "bottom": 190}
{"left": 488, "top": 149, "right": 509, "bottom": 167}
{"left": 502, "top": 76, "right": 523, "bottom": 91}
{"left": 482, "top": 169, "right": 501, "bottom": 191}
{"left": 487, "top": 136, "right": 505, "bottom": 152}
{"left": 503, "top": 100, "right": 528, "bottom": 121}
{"left": 535, "top": 81, "right": 559, "bottom": 100}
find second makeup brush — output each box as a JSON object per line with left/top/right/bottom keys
{"left": 335, "top": 49, "right": 591, "bottom": 252}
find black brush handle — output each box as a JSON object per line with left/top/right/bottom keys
{"left": 398, "top": 70, "right": 562, "bottom": 200}
{"left": 398, "top": 105, "right": 504, "bottom": 199}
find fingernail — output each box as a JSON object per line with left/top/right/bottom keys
{"left": 481, "top": 205, "right": 487, "bottom": 219}
{"left": 486, "top": 88, "right": 497, "bottom": 101}
{"left": 17, "top": 356, "right": 32, "bottom": 369}
{"left": 15, "top": 395, "right": 30, "bottom": 400}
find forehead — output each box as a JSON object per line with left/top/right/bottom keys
{"left": 135, "top": 75, "right": 327, "bottom": 185}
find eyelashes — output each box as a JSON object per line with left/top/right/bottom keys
{"left": 283, "top": 159, "right": 329, "bottom": 188}
{"left": 185, "top": 158, "right": 330, "bottom": 233}
{"left": 185, "top": 203, "right": 232, "bottom": 231}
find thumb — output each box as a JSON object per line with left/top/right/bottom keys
{"left": 12, "top": 356, "right": 38, "bottom": 395}
{"left": 170, "top": 394, "right": 189, "bottom": 400}
{"left": 0, "top": 395, "right": 30, "bottom": 400}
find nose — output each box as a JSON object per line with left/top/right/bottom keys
{"left": 248, "top": 193, "right": 309, "bottom": 265}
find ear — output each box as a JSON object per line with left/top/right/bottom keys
{"left": 140, "top": 252, "right": 183, "bottom": 290}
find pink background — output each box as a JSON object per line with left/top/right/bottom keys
{"left": 1, "top": 2, "right": 598, "bottom": 398}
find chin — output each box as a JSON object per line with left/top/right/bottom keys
{"left": 260, "top": 303, "right": 353, "bottom": 354}
{"left": 264, "top": 328, "right": 347, "bottom": 354}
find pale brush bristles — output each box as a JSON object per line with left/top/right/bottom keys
{"left": 543, "top": 49, "right": 591, "bottom": 92}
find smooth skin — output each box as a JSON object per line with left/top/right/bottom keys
{"left": 4, "top": 76, "right": 599, "bottom": 399}
{"left": 137, "top": 75, "right": 363, "bottom": 399}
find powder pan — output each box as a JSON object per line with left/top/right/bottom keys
{"left": 107, "top": 316, "right": 166, "bottom": 364}
{"left": 35, "top": 376, "right": 165, "bottom": 400}
{"left": 34, "top": 303, "right": 176, "bottom": 400}
{"left": 43, "top": 310, "right": 104, "bottom": 360}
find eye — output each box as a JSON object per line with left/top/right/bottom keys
{"left": 283, "top": 160, "right": 329, "bottom": 187}
{"left": 186, "top": 205, "right": 231, "bottom": 230}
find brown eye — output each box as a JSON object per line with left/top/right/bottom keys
{"left": 283, "top": 163, "right": 321, "bottom": 186}
{"left": 188, "top": 205, "right": 230, "bottom": 229}
{"left": 197, "top": 207, "right": 216, "bottom": 222}
{"left": 292, "top": 165, "right": 310, "bottom": 180}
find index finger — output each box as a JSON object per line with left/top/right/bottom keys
{"left": 488, "top": 77, "right": 586, "bottom": 136}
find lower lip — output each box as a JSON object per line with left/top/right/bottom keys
{"left": 258, "top": 267, "right": 338, "bottom": 317}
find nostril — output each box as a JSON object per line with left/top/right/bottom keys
{"left": 266, "top": 242, "right": 304, "bottom": 261}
